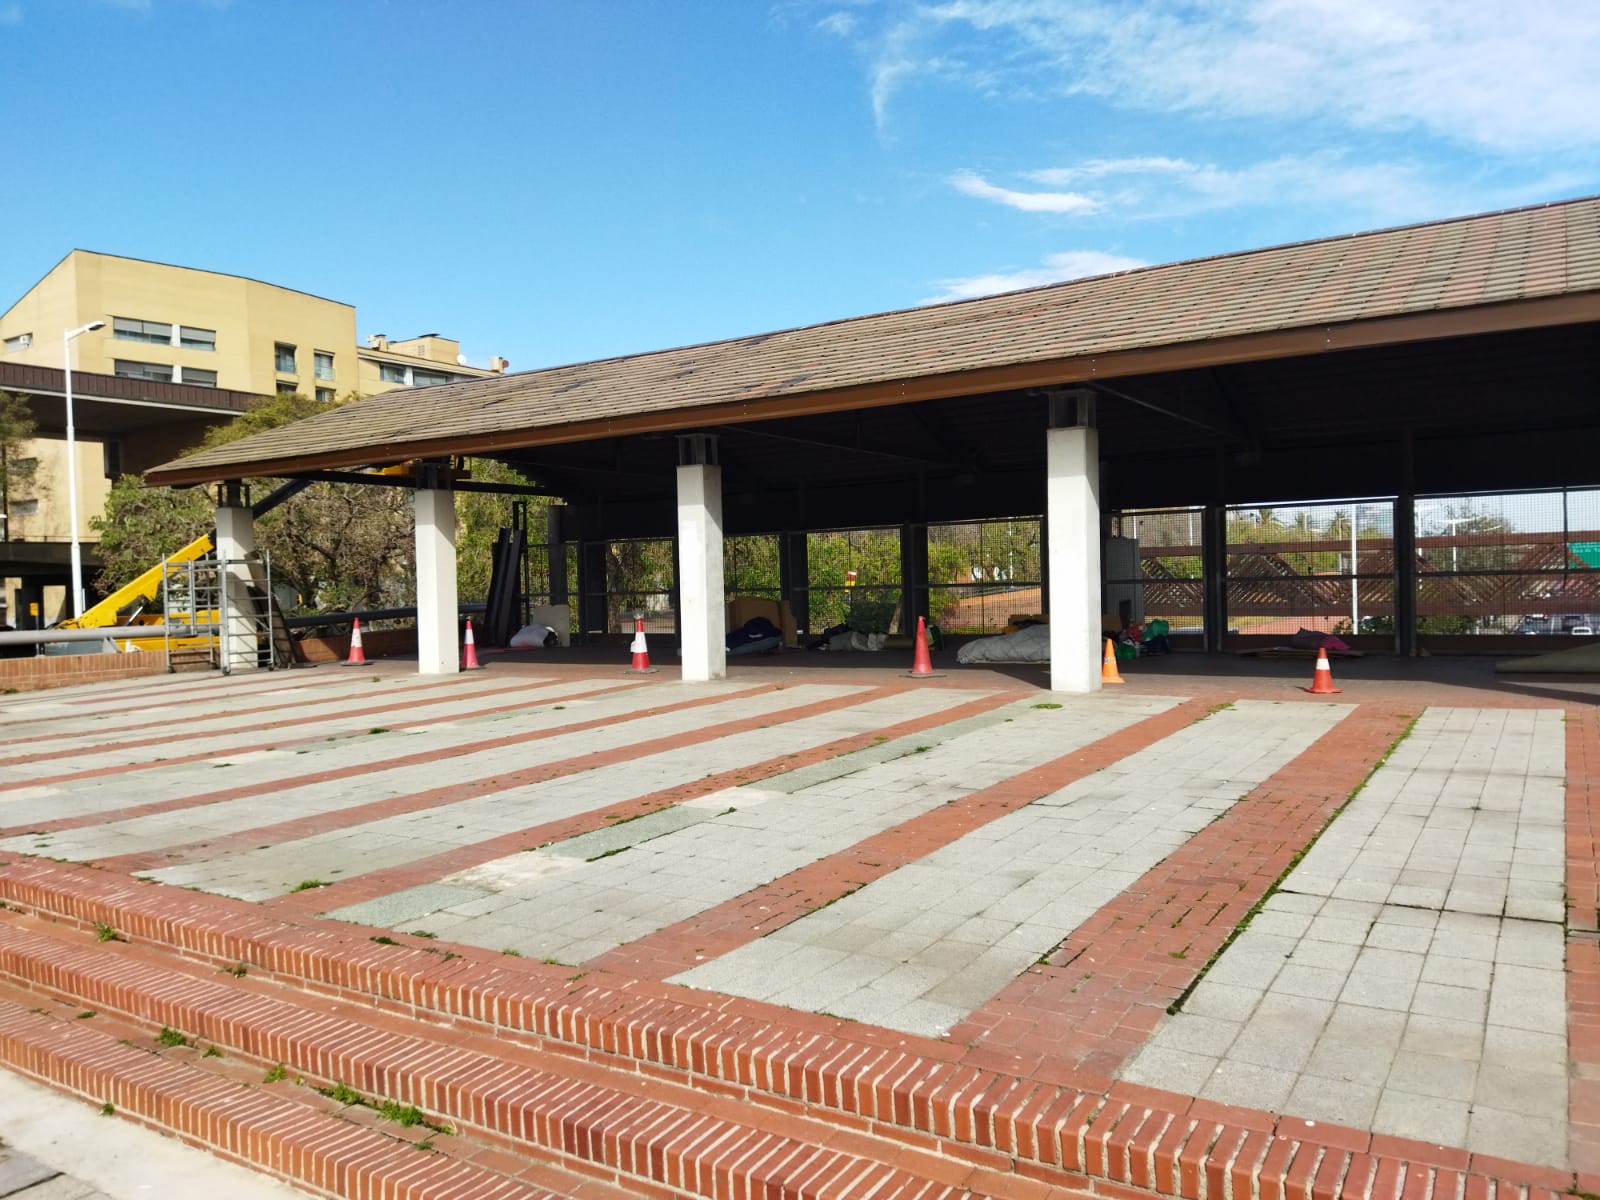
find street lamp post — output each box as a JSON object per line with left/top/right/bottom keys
{"left": 63, "top": 320, "right": 105, "bottom": 619}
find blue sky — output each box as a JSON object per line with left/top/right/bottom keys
{"left": 3, "top": 0, "right": 1597, "bottom": 373}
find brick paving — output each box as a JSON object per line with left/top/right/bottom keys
{"left": 672, "top": 700, "right": 1348, "bottom": 1037}
{"left": 1124, "top": 707, "right": 1569, "bottom": 1165}
{"left": 0, "top": 651, "right": 1594, "bottom": 1198}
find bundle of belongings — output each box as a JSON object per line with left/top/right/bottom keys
{"left": 805, "top": 623, "right": 888, "bottom": 652}
{"left": 508, "top": 623, "right": 561, "bottom": 648}
{"left": 1115, "top": 617, "right": 1172, "bottom": 659}
{"left": 728, "top": 615, "right": 784, "bottom": 656}
{"left": 1290, "top": 627, "right": 1351, "bottom": 652}
{"left": 955, "top": 621, "right": 1050, "bottom": 664}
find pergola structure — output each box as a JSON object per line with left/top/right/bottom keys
{"left": 146, "top": 196, "right": 1600, "bottom": 690}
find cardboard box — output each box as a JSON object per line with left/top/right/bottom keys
{"left": 726, "top": 596, "right": 797, "bottom": 647}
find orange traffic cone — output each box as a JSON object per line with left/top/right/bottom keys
{"left": 626, "top": 614, "right": 657, "bottom": 674}
{"left": 462, "top": 618, "right": 482, "bottom": 670}
{"left": 1303, "top": 647, "right": 1342, "bottom": 694}
{"left": 344, "top": 618, "right": 366, "bottom": 666}
{"left": 906, "top": 615, "right": 939, "bottom": 678}
{"left": 1101, "top": 637, "right": 1125, "bottom": 684}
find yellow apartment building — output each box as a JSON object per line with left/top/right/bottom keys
{"left": 0, "top": 250, "right": 506, "bottom": 624}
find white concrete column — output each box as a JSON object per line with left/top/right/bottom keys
{"left": 1047, "top": 420, "right": 1102, "bottom": 693}
{"left": 676, "top": 438, "right": 726, "bottom": 682}
{"left": 414, "top": 484, "right": 459, "bottom": 675}
{"left": 214, "top": 503, "right": 258, "bottom": 674}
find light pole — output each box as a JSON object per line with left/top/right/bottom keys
{"left": 63, "top": 320, "right": 105, "bottom": 619}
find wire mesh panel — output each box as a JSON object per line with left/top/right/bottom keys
{"left": 725, "top": 534, "right": 781, "bottom": 600}
{"left": 927, "top": 518, "right": 1042, "bottom": 634}
{"left": 1225, "top": 501, "right": 1395, "bottom": 636}
{"left": 806, "top": 528, "right": 903, "bottom": 634}
{"left": 1416, "top": 489, "right": 1600, "bottom": 635}
{"left": 601, "top": 539, "right": 675, "bottom": 634}
{"left": 1106, "top": 509, "right": 1204, "bottom": 635}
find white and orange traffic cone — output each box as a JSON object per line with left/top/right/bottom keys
{"left": 1101, "top": 637, "right": 1125, "bottom": 684}
{"left": 462, "top": 618, "right": 482, "bottom": 670}
{"left": 1303, "top": 647, "right": 1341, "bottom": 694}
{"left": 904, "top": 615, "right": 943, "bottom": 678}
{"left": 344, "top": 618, "right": 367, "bottom": 666}
{"left": 626, "top": 614, "right": 657, "bottom": 674}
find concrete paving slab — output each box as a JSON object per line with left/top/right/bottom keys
{"left": 1124, "top": 706, "right": 1571, "bottom": 1166}
{"left": 131, "top": 683, "right": 937, "bottom": 898}
{"left": 329, "top": 693, "right": 1175, "bottom": 961}
{"left": 674, "top": 700, "right": 1348, "bottom": 1034}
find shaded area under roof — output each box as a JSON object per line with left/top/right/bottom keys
{"left": 146, "top": 196, "right": 1600, "bottom": 491}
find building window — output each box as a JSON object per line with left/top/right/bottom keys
{"left": 413, "top": 369, "right": 449, "bottom": 387}
{"left": 275, "top": 380, "right": 298, "bottom": 397}
{"left": 378, "top": 363, "right": 407, "bottom": 384}
{"left": 113, "top": 317, "right": 173, "bottom": 345}
{"left": 179, "top": 366, "right": 217, "bottom": 387}
{"left": 313, "top": 351, "right": 335, "bottom": 381}
{"left": 12, "top": 499, "right": 38, "bottom": 517}
{"left": 3, "top": 333, "right": 31, "bottom": 353}
{"left": 315, "top": 388, "right": 336, "bottom": 404}
{"left": 113, "top": 359, "right": 174, "bottom": 383}
{"left": 179, "top": 325, "right": 215, "bottom": 351}
{"left": 103, "top": 440, "right": 123, "bottom": 480}
{"left": 274, "top": 343, "right": 297, "bottom": 374}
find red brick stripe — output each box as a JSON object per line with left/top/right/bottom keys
{"left": 0, "top": 995, "right": 548, "bottom": 1199}
{"left": 0, "top": 676, "right": 673, "bottom": 793}
{"left": 949, "top": 703, "right": 1417, "bottom": 1088}
{"left": 1568, "top": 704, "right": 1600, "bottom": 1174}
{"left": 95, "top": 682, "right": 927, "bottom": 877}
{"left": 263, "top": 687, "right": 1024, "bottom": 916}
{"left": 0, "top": 680, "right": 757, "bottom": 840}
{"left": 594, "top": 698, "right": 1214, "bottom": 981}
{"left": 0, "top": 857, "right": 1572, "bottom": 1200}
{"left": 0, "top": 676, "right": 574, "bottom": 765}
{"left": 0, "top": 918, "right": 975, "bottom": 1200}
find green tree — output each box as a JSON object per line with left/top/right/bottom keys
{"left": 91, "top": 474, "right": 214, "bottom": 586}
{"left": 0, "top": 391, "right": 38, "bottom": 540}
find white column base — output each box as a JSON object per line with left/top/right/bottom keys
{"left": 676, "top": 463, "right": 726, "bottom": 682}
{"left": 1047, "top": 425, "right": 1102, "bottom": 693}
{"left": 414, "top": 487, "right": 459, "bottom": 675}
{"left": 214, "top": 505, "right": 258, "bottom": 674}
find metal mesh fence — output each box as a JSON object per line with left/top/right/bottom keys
{"left": 806, "top": 528, "right": 902, "bottom": 634}
{"left": 1224, "top": 500, "right": 1395, "bottom": 636}
{"left": 1106, "top": 509, "right": 1204, "bottom": 634}
{"left": 1416, "top": 489, "right": 1600, "bottom": 634}
{"left": 928, "top": 518, "right": 1042, "bottom": 634}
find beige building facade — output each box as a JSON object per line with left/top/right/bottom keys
{"left": 0, "top": 251, "right": 505, "bottom": 624}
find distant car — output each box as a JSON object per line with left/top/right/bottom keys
{"left": 1574, "top": 626, "right": 1594, "bottom": 637}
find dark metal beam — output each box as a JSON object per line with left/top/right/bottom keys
{"left": 722, "top": 423, "right": 958, "bottom": 469}
{"left": 1090, "top": 379, "right": 1246, "bottom": 441}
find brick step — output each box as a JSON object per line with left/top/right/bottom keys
{"left": 0, "top": 981, "right": 598, "bottom": 1200}
{"left": 0, "top": 860, "right": 1575, "bottom": 1200}
{"left": 0, "top": 911, "right": 997, "bottom": 1200}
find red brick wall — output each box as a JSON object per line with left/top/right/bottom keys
{"left": 295, "top": 628, "right": 419, "bottom": 664}
{"left": 0, "top": 652, "right": 169, "bottom": 694}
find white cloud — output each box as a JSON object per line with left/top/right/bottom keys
{"left": 817, "top": 10, "right": 857, "bottom": 36}
{"left": 920, "top": 249, "right": 1147, "bottom": 304}
{"left": 950, "top": 168, "right": 1098, "bottom": 214}
{"left": 870, "top": 0, "right": 1600, "bottom": 154}
{"left": 956, "top": 150, "right": 1582, "bottom": 228}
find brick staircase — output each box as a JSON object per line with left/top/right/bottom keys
{"left": 0, "top": 859, "right": 1576, "bottom": 1200}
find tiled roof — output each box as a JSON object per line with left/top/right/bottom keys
{"left": 148, "top": 195, "right": 1600, "bottom": 484}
